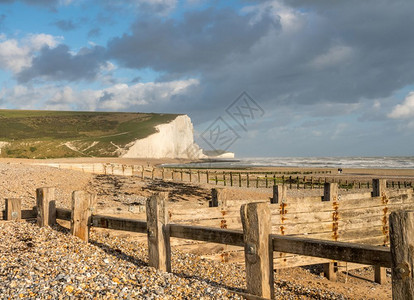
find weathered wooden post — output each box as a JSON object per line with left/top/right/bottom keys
{"left": 223, "top": 172, "right": 226, "bottom": 186}
{"left": 71, "top": 191, "right": 95, "bottom": 242}
{"left": 373, "top": 179, "right": 387, "bottom": 197}
{"left": 210, "top": 188, "right": 226, "bottom": 207}
{"left": 141, "top": 165, "right": 145, "bottom": 179}
{"left": 36, "top": 187, "right": 56, "bottom": 227}
{"left": 272, "top": 185, "right": 287, "bottom": 204}
{"left": 373, "top": 178, "right": 387, "bottom": 284}
{"left": 241, "top": 202, "right": 274, "bottom": 299}
{"left": 189, "top": 169, "right": 192, "bottom": 182}
{"left": 5, "top": 198, "right": 21, "bottom": 221}
{"left": 247, "top": 173, "right": 250, "bottom": 188}
{"left": 230, "top": 172, "right": 233, "bottom": 187}
{"left": 206, "top": 170, "right": 209, "bottom": 183}
{"left": 323, "top": 182, "right": 338, "bottom": 202}
{"left": 322, "top": 182, "right": 338, "bottom": 281}
{"left": 197, "top": 170, "right": 200, "bottom": 183}
{"left": 389, "top": 210, "right": 414, "bottom": 299}
{"left": 146, "top": 192, "right": 171, "bottom": 272}
{"left": 239, "top": 172, "right": 242, "bottom": 187}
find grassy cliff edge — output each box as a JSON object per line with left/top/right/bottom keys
{"left": 0, "top": 109, "right": 180, "bottom": 158}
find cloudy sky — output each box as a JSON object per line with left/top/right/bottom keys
{"left": 0, "top": 0, "right": 413, "bottom": 157}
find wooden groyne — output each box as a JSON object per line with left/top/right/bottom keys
{"left": 3, "top": 178, "right": 414, "bottom": 299}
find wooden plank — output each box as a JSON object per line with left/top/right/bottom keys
{"left": 146, "top": 192, "right": 171, "bottom": 272}
{"left": 21, "top": 208, "right": 37, "bottom": 219}
{"left": 271, "top": 211, "right": 333, "bottom": 225}
{"left": 270, "top": 200, "right": 333, "bottom": 214}
{"left": 92, "top": 214, "right": 147, "bottom": 233}
{"left": 389, "top": 210, "right": 414, "bottom": 299}
{"left": 71, "top": 191, "right": 93, "bottom": 242}
{"left": 241, "top": 202, "right": 274, "bottom": 299}
{"left": 36, "top": 187, "right": 56, "bottom": 227}
{"left": 226, "top": 199, "right": 267, "bottom": 207}
{"left": 272, "top": 234, "right": 391, "bottom": 267}
{"left": 175, "top": 217, "right": 242, "bottom": 230}
{"left": 295, "top": 227, "right": 384, "bottom": 241}
{"left": 169, "top": 207, "right": 240, "bottom": 221}
{"left": 56, "top": 208, "right": 71, "bottom": 221}
{"left": 169, "top": 223, "right": 244, "bottom": 247}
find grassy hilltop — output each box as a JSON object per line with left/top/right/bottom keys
{"left": 0, "top": 110, "right": 179, "bottom": 158}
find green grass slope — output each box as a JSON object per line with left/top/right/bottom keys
{"left": 0, "top": 110, "right": 180, "bottom": 158}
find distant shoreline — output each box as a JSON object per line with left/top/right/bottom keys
{"left": 1, "top": 157, "right": 414, "bottom": 179}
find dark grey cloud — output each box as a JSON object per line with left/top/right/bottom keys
{"left": 52, "top": 19, "right": 77, "bottom": 31}
{"left": 17, "top": 44, "right": 106, "bottom": 83}
{"left": 107, "top": 0, "right": 414, "bottom": 124}
{"left": 107, "top": 7, "right": 280, "bottom": 73}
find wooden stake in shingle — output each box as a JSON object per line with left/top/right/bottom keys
{"left": 389, "top": 210, "right": 414, "bottom": 300}
{"left": 5, "top": 198, "right": 21, "bottom": 221}
{"left": 146, "top": 192, "right": 171, "bottom": 272}
{"left": 241, "top": 202, "right": 274, "bottom": 299}
{"left": 36, "top": 187, "right": 56, "bottom": 227}
{"left": 272, "top": 185, "right": 287, "bottom": 204}
{"left": 71, "top": 191, "right": 95, "bottom": 242}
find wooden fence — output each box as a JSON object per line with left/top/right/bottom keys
{"left": 2, "top": 180, "right": 414, "bottom": 299}
{"left": 37, "top": 162, "right": 414, "bottom": 191}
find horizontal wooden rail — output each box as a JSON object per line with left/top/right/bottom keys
{"left": 56, "top": 208, "right": 71, "bottom": 221}
{"left": 91, "top": 214, "right": 147, "bottom": 233}
{"left": 169, "top": 223, "right": 244, "bottom": 247}
{"left": 272, "top": 235, "right": 391, "bottom": 268}
{"left": 1, "top": 208, "right": 37, "bottom": 220}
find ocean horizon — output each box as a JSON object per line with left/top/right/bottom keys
{"left": 163, "top": 156, "right": 414, "bottom": 169}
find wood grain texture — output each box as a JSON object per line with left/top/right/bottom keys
{"left": 272, "top": 234, "right": 391, "bottom": 267}
{"left": 71, "top": 191, "right": 94, "bottom": 242}
{"left": 241, "top": 202, "right": 274, "bottom": 299}
{"left": 36, "top": 187, "right": 56, "bottom": 227}
{"left": 5, "top": 198, "right": 21, "bottom": 221}
{"left": 389, "top": 211, "right": 414, "bottom": 300}
{"left": 146, "top": 192, "right": 171, "bottom": 272}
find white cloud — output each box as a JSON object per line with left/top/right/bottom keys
{"left": 388, "top": 92, "right": 414, "bottom": 119}
{"left": 310, "top": 45, "right": 354, "bottom": 70}
{"left": 95, "top": 78, "right": 199, "bottom": 111}
{"left": 0, "top": 34, "right": 61, "bottom": 73}
{"left": 242, "top": 0, "right": 305, "bottom": 33}
{"left": 0, "top": 78, "right": 199, "bottom": 111}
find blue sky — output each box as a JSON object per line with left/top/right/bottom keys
{"left": 1, "top": 0, "right": 414, "bottom": 157}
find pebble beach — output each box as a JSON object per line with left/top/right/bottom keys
{"left": 0, "top": 159, "right": 397, "bottom": 299}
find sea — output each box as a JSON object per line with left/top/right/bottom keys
{"left": 162, "top": 156, "right": 414, "bottom": 169}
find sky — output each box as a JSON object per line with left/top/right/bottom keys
{"left": 0, "top": 0, "right": 414, "bottom": 158}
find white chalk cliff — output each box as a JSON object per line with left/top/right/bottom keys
{"left": 122, "top": 115, "right": 207, "bottom": 159}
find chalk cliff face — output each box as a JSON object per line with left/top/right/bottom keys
{"left": 122, "top": 115, "right": 205, "bottom": 159}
